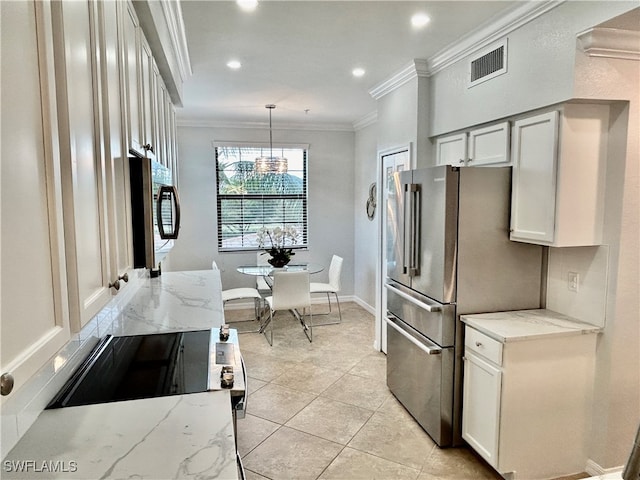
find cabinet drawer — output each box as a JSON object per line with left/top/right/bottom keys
{"left": 465, "top": 328, "right": 503, "bottom": 366}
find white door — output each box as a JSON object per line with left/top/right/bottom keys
{"left": 379, "top": 149, "right": 410, "bottom": 353}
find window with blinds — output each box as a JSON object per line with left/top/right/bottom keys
{"left": 215, "top": 145, "right": 308, "bottom": 251}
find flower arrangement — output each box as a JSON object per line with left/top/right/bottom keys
{"left": 257, "top": 226, "right": 298, "bottom": 267}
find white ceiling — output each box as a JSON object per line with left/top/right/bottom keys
{"left": 179, "top": 0, "right": 521, "bottom": 129}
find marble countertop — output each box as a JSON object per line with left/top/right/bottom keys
{"left": 106, "top": 269, "right": 226, "bottom": 336}
{"left": 2, "top": 392, "right": 237, "bottom": 479}
{"left": 2, "top": 269, "right": 238, "bottom": 479}
{"left": 461, "top": 309, "right": 602, "bottom": 343}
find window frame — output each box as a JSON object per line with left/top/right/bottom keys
{"left": 214, "top": 141, "right": 309, "bottom": 252}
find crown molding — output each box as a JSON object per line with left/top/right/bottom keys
{"left": 353, "top": 111, "right": 378, "bottom": 131}
{"left": 369, "top": 59, "right": 429, "bottom": 100}
{"left": 178, "top": 118, "right": 356, "bottom": 132}
{"left": 161, "top": 0, "right": 193, "bottom": 82}
{"left": 577, "top": 27, "right": 640, "bottom": 61}
{"left": 368, "top": 0, "right": 566, "bottom": 102}
{"left": 427, "top": 0, "right": 565, "bottom": 75}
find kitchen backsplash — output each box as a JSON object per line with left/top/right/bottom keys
{"left": 546, "top": 245, "right": 609, "bottom": 328}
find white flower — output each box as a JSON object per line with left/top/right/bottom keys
{"left": 257, "top": 226, "right": 298, "bottom": 249}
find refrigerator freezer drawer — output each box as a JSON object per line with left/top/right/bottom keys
{"left": 386, "top": 315, "right": 454, "bottom": 447}
{"left": 386, "top": 281, "right": 455, "bottom": 347}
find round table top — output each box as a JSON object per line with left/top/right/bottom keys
{"left": 236, "top": 262, "right": 324, "bottom": 276}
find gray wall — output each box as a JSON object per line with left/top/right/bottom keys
{"left": 170, "top": 125, "right": 356, "bottom": 295}
{"left": 428, "top": 1, "right": 636, "bottom": 136}
{"left": 353, "top": 122, "right": 378, "bottom": 309}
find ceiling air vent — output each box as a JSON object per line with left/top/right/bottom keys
{"left": 468, "top": 39, "right": 508, "bottom": 87}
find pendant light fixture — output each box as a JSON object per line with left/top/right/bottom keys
{"left": 255, "top": 104, "right": 288, "bottom": 175}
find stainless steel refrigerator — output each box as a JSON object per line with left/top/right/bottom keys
{"left": 385, "top": 165, "right": 542, "bottom": 447}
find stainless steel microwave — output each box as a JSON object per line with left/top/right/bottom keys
{"left": 130, "top": 158, "right": 181, "bottom": 276}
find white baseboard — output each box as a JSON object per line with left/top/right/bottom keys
{"left": 585, "top": 459, "right": 624, "bottom": 476}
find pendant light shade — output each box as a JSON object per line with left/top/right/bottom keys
{"left": 255, "top": 104, "right": 288, "bottom": 174}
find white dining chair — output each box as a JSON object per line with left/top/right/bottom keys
{"left": 263, "top": 270, "right": 313, "bottom": 345}
{"left": 212, "top": 261, "right": 263, "bottom": 332}
{"left": 256, "top": 251, "right": 271, "bottom": 293}
{"left": 310, "top": 255, "right": 343, "bottom": 325}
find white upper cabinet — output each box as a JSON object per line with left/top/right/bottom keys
{"left": 1, "top": 0, "right": 70, "bottom": 403}
{"left": 467, "top": 122, "right": 510, "bottom": 166}
{"left": 139, "top": 35, "right": 157, "bottom": 159}
{"left": 53, "top": 0, "right": 140, "bottom": 331}
{"left": 510, "top": 104, "right": 609, "bottom": 246}
{"left": 53, "top": 0, "right": 113, "bottom": 330}
{"left": 435, "top": 121, "right": 510, "bottom": 167}
{"left": 122, "top": 1, "right": 143, "bottom": 157}
{"left": 436, "top": 132, "right": 467, "bottom": 166}
{"left": 99, "top": 0, "right": 133, "bottom": 282}
{"left": 121, "top": 2, "right": 177, "bottom": 165}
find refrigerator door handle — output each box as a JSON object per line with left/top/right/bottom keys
{"left": 402, "top": 184, "right": 411, "bottom": 274}
{"left": 385, "top": 282, "right": 442, "bottom": 312}
{"left": 409, "top": 184, "right": 421, "bottom": 276}
{"left": 386, "top": 315, "right": 442, "bottom": 355}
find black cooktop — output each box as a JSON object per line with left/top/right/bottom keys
{"left": 46, "top": 330, "right": 211, "bottom": 409}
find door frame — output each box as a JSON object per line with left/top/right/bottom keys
{"left": 375, "top": 143, "right": 414, "bottom": 352}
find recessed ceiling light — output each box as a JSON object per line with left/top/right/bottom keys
{"left": 411, "top": 12, "right": 431, "bottom": 28}
{"left": 227, "top": 60, "right": 242, "bottom": 70}
{"left": 237, "top": 0, "right": 258, "bottom": 12}
{"left": 352, "top": 68, "right": 366, "bottom": 78}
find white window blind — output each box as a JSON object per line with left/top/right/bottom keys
{"left": 216, "top": 145, "right": 308, "bottom": 251}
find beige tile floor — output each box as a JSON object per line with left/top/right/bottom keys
{"left": 227, "top": 302, "right": 590, "bottom": 480}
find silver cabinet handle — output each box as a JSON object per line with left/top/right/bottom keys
{"left": 385, "top": 283, "right": 442, "bottom": 312}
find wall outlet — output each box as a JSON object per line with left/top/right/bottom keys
{"left": 568, "top": 271, "right": 579, "bottom": 292}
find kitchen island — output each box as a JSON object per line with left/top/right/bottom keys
{"left": 2, "top": 269, "right": 239, "bottom": 479}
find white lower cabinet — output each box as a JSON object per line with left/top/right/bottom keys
{"left": 461, "top": 312, "right": 599, "bottom": 480}
{"left": 462, "top": 350, "right": 501, "bottom": 466}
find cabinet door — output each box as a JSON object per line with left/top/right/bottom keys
{"left": 99, "top": 0, "right": 132, "bottom": 282}
{"left": 510, "top": 111, "right": 559, "bottom": 244}
{"left": 462, "top": 351, "right": 502, "bottom": 468}
{"left": 1, "top": 0, "right": 70, "bottom": 401}
{"left": 435, "top": 133, "right": 467, "bottom": 166}
{"left": 140, "top": 36, "right": 156, "bottom": 159}
{"left": 468, "top": 121, "right": 510, "bottom": 166}
{"left": 53, "top": 0, "right": 112, "bottom": 330}
{"left": 154, "top": 70, "right": 167, "bottom": 166}
{"left": 167, "top": 102, "right": 178, "bottom": 184}
{"left": 121, "top": 1, "right": 142, "bottom": 156}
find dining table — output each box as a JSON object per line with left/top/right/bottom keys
{"left": 236, "top": 262, "right": 324, "bottom": 278}
{"left": 236, "top": 262, "right": 324, "bottom": 332}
